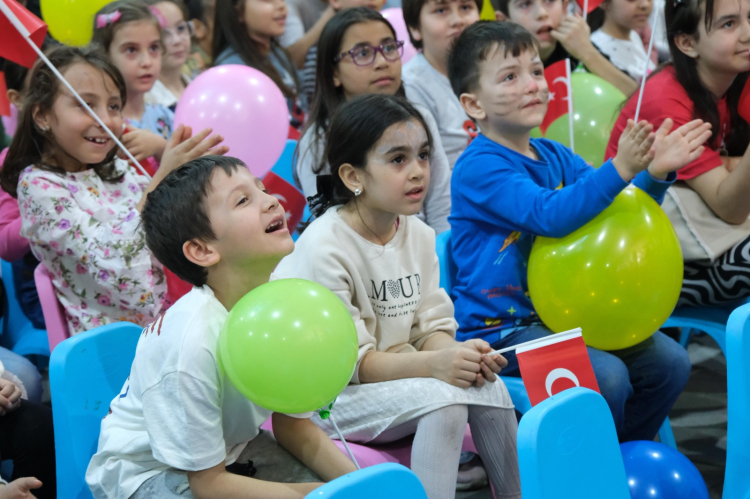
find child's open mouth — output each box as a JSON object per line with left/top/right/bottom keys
{"left": 406, "top": 186, "right": 424, "bottom": 200}
{"left": 265, "top": 216, "right": 286, "bottom": 233}
{"left": 85, "top": 136, "right": 109, "bottom": 145}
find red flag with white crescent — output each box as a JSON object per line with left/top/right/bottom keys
{"left": 517, "top": 329, "right": 600, "bottom": 407}
{"left": 540, "top": 60, "right": 569, "bottom": 134}
{"left": 0, "top": 0, "right": 48, "bottom": 68}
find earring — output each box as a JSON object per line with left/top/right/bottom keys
{"left": 354, "top": 188, "right": 362, "bottom": 196}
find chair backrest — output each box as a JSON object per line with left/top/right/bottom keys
{"left": 34, "top": 263, "right": 70, "bottom": 352}
{"left": 306, "top": 463, "right": 427, "bottom": 499}
{"left": 271, "top": 139, "right": 299, "bottom": 186}
{"left": 49, "top": 322, "right": 142, "bottom": 499}
{"left": 435, "top": 230, "right": 456, "bottom": 295}
{"left": 1, "top": 259, "right": 29, "bottom": 344}
{"left": 724, "top": 303, "right": 750, "bottom": 499}
{"left": 518, "top": 387, "right": 630, "bottom": 499}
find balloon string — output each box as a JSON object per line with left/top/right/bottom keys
{"left": 329, "top": 412, "right": 361, "bottom": 470}
{"left": 0, "top": 0, "right": 152, "bottom": 179}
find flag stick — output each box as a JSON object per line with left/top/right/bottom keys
{"left": 583, "top": 0, "right": 589, "bottom": 21}
{"left": 565, "top": 58, "right": 575, "bottom": 153}
{"left": 329, "top": 412, "right": 361, "bottom": 470}
{"left": 634, "top": 8, "right": 659, "bottom": 123}
{"left": 0, "top": 0, "right": 152, "bottom": 178}
{"left": 492, "top": 328, "right": 582, "bottom": 356}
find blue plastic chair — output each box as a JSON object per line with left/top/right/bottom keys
{"left": 49, "top": 321, "right": 142, "bottom": 499}
{"left": 306, "top": 463, "right": 427, "bottom": 499}
{"left": 662, "top": 306, "right": 733, "bottom": 354}
{"left": 271, "top": 138, "right": 299, "bottom": 186}
{"left": 518, "top": 387, "right": 631, "bottom": 498}
{"left": 434, "top": 229, "right": 677, "bottom": 448}
{"left": 724, "top": 303, "right": 750, "bottom": 499}
{"left": 0, "top": 259, "right": 49, "bottom": 358}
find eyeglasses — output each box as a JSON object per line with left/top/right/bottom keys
{"left": 334, "top": 40, "right": 405, "bottom": 66}
{"left": 163, "top": 20, "right": 194, "bottom": 41}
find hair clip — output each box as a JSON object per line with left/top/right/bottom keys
{"left": 96, "top": 10, "right": 122, "bottom": 29}
{"left": 148, "top": 6, "right": 168, "bottom": 28}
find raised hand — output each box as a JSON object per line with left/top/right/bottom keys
{"left": 612, "top": 119, "right": 656, "bottom": 182}
{"left": 648, "top": 118, "right": 712, "bottom": 178}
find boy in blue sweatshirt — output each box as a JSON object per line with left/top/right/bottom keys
{"left": 447, "top": 21, "right": 712, "bottom": 441}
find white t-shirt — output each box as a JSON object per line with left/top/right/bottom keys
{"left": 403, "top": 53, "right": 476, "bottom": 169}
{"left": 591, "top": 29, "right": 657, "bottom": 82}
{"left": 85, "top": 286, "right": 274, "bottom": 499}
{"left": 273, "top": 207, "right": 457, "bottom": 383}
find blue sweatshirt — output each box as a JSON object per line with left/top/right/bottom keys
{"left": 450, "top": 135, "right": 674, "bottom": 343}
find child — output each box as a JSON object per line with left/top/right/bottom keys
{"left": 0, "top": 58, "right": 45, "bottom": 331}
{"left": 213, "top": 0, "right": 308, "bottom": 132}
{"left": 590, "top": 0, "right": 656, "bottom": 81}
{"left": 274, "top": 93, "right": 520, "bottom": 499}
{"left": 87, "top": 155, "right": 357, "bottom": 499}
{"left": 296, "top": 7, "right": 451, "bottom": 233}
{"left": 0, "top": 45, "right": 227, "bottom": 335}
{"left": 402, "top": 0, "right": 482, "bottom": 168}
{"left": 145, "top": 0, "right": 193, "bottom": 109}
{"left": 92, "top": 0, "right": 175, "bottom": 164}
{"left": 606, "top": 0, "right": 750, "bottom": 306}
{"left": 447, "top": 21, "right": 710, "bottom": 442}
{"left": 490, "top": 0, "right": 638, "bottom": 95}
{"left": 183, "top": 0, "right": 215, "bottom": 77}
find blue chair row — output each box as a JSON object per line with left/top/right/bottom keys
{"left": 724, "top": 303, "right": 750, "bottom": 499}
{"left": 0, "top": 259, "right": 49, "bottom": 359}
{"left": 434, "top": 229, "right": 677, "bottom": 448}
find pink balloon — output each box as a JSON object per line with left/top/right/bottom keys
{"left": 380, "top": 8, "right": 419, "bottom": 65}
{"left": 2, "top": 104, "right": 18, "bottom": 137}
{"left": 174, "top": 65, "right": 289, "bottom": 178}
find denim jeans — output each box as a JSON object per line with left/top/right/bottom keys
{"left": 492, "top": 324, "right": 691, "bottom": 442}
{"left": 0, "top": 347, "right": 43, "bottom": 404}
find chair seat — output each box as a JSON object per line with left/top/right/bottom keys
{"left": 663, "top": 306, "right": 733, "bottom": 354}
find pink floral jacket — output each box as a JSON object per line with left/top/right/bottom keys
{"left": 17, "top": 160, "right": 167, "bottom": 334}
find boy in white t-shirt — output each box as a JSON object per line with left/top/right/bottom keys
{"left": 85, "top": 156, "right": 357, "bottom": 499}
{"left": 402, "top": 0, "right": 482, "bottom": 168}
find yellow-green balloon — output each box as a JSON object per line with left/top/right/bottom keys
{"left": 41, "top": 0, "right": 111, "bottom": 47}
{"left": 219, "top": 279, "right": 358, "bottom": 413}
{"left": 544, "top": 72, "right": 626, "bottom": 168}
{"left": 528, "top": 188, "right": 683, "bottom": 351}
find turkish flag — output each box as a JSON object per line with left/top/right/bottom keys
{"left": 575, "top": 0, "right": 605, "bottom": 13}
{"left": 0, "top": 0, "right": 48, "bottom": 68}
{"left": 0, "top": 73, "right": 9, "bottom": 117}
{"left": 739, "top": 77, "right": 750, "bottom": 124}
{"left": 517, "top": 329, "right": 600, "bottom": 406}
{"left": 262, "top": 171, "right": 307, "bottom": 233}
{"left": 540, "top": 60, "right": 569, "bottom": 134}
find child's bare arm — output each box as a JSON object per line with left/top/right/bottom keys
{"left": 271, "top": 414, "right": 357, "bottom": 482}
{"left": 187, "top": 462, "right": 321, "bottom": 499}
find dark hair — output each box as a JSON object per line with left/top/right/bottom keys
{"left": 91, "top": 0, "right": 164, "bottom": 53}
{"left": 141, "top": 155, "right": 243, "bottom": 286}
{"left": 664, "top": 0, "right": 749, "bottom": 153}
{"left": 448, "top": 20, "right": 539, "bottom": 97}
{"left": 212, "top": 0, "right": 299, "bottom": 98}
{"left": 301, "top": 7, "right": 405, "bottom": 181}
{"left": 184, "top": 0, "right": 211, "bottom": 23}
{"left": 402, "top": 0, "right": 483, "bottom": 49}
{"left": 307, "top": 94, "right": 433, "bottom": 219}
{"left": 144, "top": 0, "right": 190, "bottom": 21}
{"left": 1, "top": 39, "right": 56, "bottom": 93}
{"left": 0, "top": 46, "right": 127, "bottom": 198}
{"left": 489, "top": 0, "right": 508, "bottom": 16}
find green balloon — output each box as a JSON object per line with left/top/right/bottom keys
{"left": 219, "top": 279, "right": 358, "bottom": 413}
{"left": 544, "top": 72, "right": 626, "bottom": 168}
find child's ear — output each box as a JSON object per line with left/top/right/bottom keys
{"left": 408, "top": 24, "right": 423, "bottom": 45}
{"left": 495, "top": 10, "right": 507, "bottom": 21}
{"left": 183, "top": 238, "right": 221, "bottom": 269}
{"left": 460, "top": 92, "right": 486, "bottom": 122}
{"left": 7, "top": 89, "right": 23, "bottom": 110}
{"left": 333, "top": 67, "right": 342, "bottom": 89}
{"left": 674, "top": 33, "right": 698, "bottom": 58}
{"left": 31, "top": 104, "right": 49, "bottom": 132}
{"left": 192, "top": 18, "right": 208, "bottom": 40}
{"left": 338, "top": 163, "right": 363, "bottom": 195}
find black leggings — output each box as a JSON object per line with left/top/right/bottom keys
{"left": 0, "top": 400, "right": 56, "bottom": 499}
{"left": 679, "top": 235, "right": 750, "bottom": 307}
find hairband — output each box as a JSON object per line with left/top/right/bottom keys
{"left": 96, "top": 10, "right": 121, "bottom": 29}
{"left": 148, "top": 6, "right": 168, "bottom": 28}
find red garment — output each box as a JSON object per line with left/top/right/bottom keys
{"left": 606, "top": 66, "right": 729, "bottom": 180}
{"left": 0, "top": 147, "right": 31, "bottom": 261}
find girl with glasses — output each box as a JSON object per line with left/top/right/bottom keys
{"left": 296, "top": 7, "right": 451, "bottom": 234}
{"left": 145, "top": 0, "right": 194, "bottom": 110}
